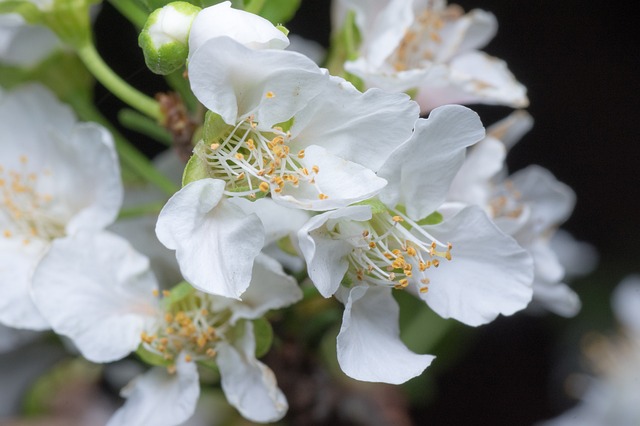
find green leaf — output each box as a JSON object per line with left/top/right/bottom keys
{"left": 252, "top": 318, "right": 274, "bottom": 358}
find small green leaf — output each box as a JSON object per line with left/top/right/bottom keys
{"left": 253, "top": 0, "right": 300, "bottom": 25}
{"left": 252, "top": 318, "right": 273, "bottom": 358}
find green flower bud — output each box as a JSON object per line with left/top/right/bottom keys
{"left": 138, "top": 1, "right": 201, "bottom": 75}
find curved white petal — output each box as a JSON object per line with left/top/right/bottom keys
{"left": 297, "top": 206, "right": 372, "bottom": 297}
{"left": 551, "top": 230, "right": 599, "bottom": 279}
{"left": 31, "top": 231, "right": 159, "bottom": 363}
{"left": 188, "top": 1, "right": 289, "bottom": 57}
{"left": 486, "top": 110, "right": 534, "bottom": 150}
{"left": 435, "top": 9, "right": 497, "bottom": 62}
{"left": 0, "top": 238, "right": 49, "bottom": 330}
{"left": 156, "top": 179, "right": 264, "bottom": 299}
{"left": 415, "top": 51, "right": 529, "bottom": 111}
{"left": 417, "top": 206, "right": 533, "bottom": 326}
{"left": 531, "top": 280, "right": 581, "bottom": 318}
{"left": 290, "top": 80, "right": 419, "bottom": 172}
{"left": 229, "top": 197, "right": 310, "bottom": 245}
{"left": 0, "top": 14, "right": 60, "bottom": 67}
{"left": 272, "top": 144, "right": 387, "bottom": 211}
{"left": 509, "top": 165, "right": 576, "bottom": 236}
{"left": 448, "top": 136, "right": 506, "bottom": 207}
{"left": 189, "top": 37, "right": 326, "bottom": 127}
{"left": 337, "top": 285, "right": 435, "bottom": 384}
{"left": 378, "top": 105, "right": 485, "bottom": 220}
{"left": 223, "top": 254, "right": 303, "bottom": 323}
{"left": 218, "top": 322, "right": 287, "bottom": 423}
{"left": 108, "top": 354, "right": 200, "bottom": 426}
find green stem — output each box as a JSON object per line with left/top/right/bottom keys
{"left": 76, "top": 42, "right": 161, "bottom": 121}
{"left": 108, "top": 0, "right": 148, "bottom": 29}
{"left": 164, "top": 70, "right": 199, "bottom": 113}
{"left": 69, "top": 97, "right": 178, "bottom": 196}
{"left": 118, "top": 109, "right": 172, "bottom": 146}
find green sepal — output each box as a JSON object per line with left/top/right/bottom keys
{"left": 354, "top": 197, "right": 387, "bottom": 214}
{"left": 252, "top": 318, "right": 274, "bottom": 358}
{"left": 182, "top": 151, "right": 209, "bottom": 186}
{"left": 161, "top": 281, "right": 197, "bottom": 310}
{"left": 136, "top": 344, "right": 173, "bottom": 367}
{"left": 417, "top": 211, "right": 444, "bottom": 226}
{"left": 340, "top": 272, "right": 354, "bottom": 288}
{"left": 274, "top": 116, "right": 295, "bottom": 132}
{"left": 276, "top": 235, "right": 298, "bottom": 257}
{"left": 203, "top": 110, "right": 231, "bottom": 143}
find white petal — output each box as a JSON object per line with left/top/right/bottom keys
{"left": 289, "top": 80, "right": 419, "bottom": 172}
{"left": 0, "top": 238, "right": 49, "bottom": 330}
{"left": 31, "top": 231, "right": 159, "bottom": 363}
{"left": 417, "top": 206, "right": 534, "bottom": 326}
{"left": 218, "top": 322, "right": 288, "bottom": 423}
{"left": 0, "top": 14, "right": 60, "bottom": 67}
{"left": 448, "top": 136, "right": 506, "bottom": 207}
{"left": 228, "top": 197, "right": 310, "bottom": 245}
{"left": 108, "top": 354, "right": 200, "bottom": 426}
{"left": 272, "top": 144, "right": 387, "bottom": 211}
{"left": 156, "top": 179, "right": 264, "bottom": 299}
{"left": 612, "top": 276, "right": 640, "bottom": 335}
{"left": 224, "top": 254, "right": 303, "bottom": 323}
{"left": 435, "top": 9, "right": 497, "bottom": 62}
{"left": 337, "top": 285, "right": 435, "bottom": 384}
{"left": 189, "top": 37, "right": 326, "bottom": 126}
{"left": 509, "top": 165, "right": 576, "bottom": 236}
{"left": 188, "top": 1, "right": 289, "bottom": 57}
{"left": 297, "top": 206, "right": 372, "bottom": 297}
{"left": 415, "top": 51, "right": 529, "bottom": 111}
{"left": 378, "top": 105, "right": 485, "bottom": 220}
{"left": 486, "top": 110, "right": 534, "bottom": 150}
{"left": 551, "top": 230, "right": 599, "bottom": 279}
{"left": 531, "top": 280, "right": 581, "bottom": 318}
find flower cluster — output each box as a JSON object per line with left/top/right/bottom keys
{"left": 0, "top": 0, "right": 595, "bottom": 424}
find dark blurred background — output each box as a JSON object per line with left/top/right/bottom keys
{"left": 93, "top": 1, "right": 638, "bottom": 424}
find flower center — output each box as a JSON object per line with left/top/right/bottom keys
{"left": 0, "top": 155, "right": 65, "bottom": 244}
{"left": 341, "top": 210, "right": 452, "bottom": 294}
{"left": 197, "top": 113, "right": 327, "bottom": 200}
{"left": 390, "top": 5, "right": 462, "bottom": 71}
{"left": 141, "top": 290, "right": 230, "bottom": 370}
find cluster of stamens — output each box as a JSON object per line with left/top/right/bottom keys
{"left": 141, "top": 290, "right": 230, "bottom": 373}
{"left": 489, "top": 180, "right": 524, "bottom": 220}
{"left": 198, "top": 108, "right": 327, "bottom": 200}
{"left": 1, "top": 155, "right": 63, "bottom": 244}
{"left": 391, "top": 6, "right": 457, "bottom": 71}
{"left": 343, "top": 210, "right": 453, "bottom": 294}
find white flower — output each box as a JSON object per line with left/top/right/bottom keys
{"left": 188, "top": 0, "right": 289, "bottom": 59}
{"left": 334, "top": 0, "right": 528, "bottom": 112}
{"left": 0, "top": 84, "right": 122, "bottom": 330}
{"left": 448, "top": 111, "right": 592, "bottom": 317}
{"left": 540, "top": 276, "right": 640, "bottom": 426}
{"left": 31, "top": 231, "right": 300, "bottom": 424}
{"left": 0, "top": 12, "right": 60, "bottom": 67}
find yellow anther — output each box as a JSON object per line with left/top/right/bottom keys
{"left": 210, "top": 143, "right": 220, "bottom": 150}
{"left": 197, "top": 335, "right": 208, "bottom": 348}
{"left": 398, "top": 278, "right": 409, "bottom": 288}
{"left": 392, "top": 215, "right": 404, "bottom": 222}
{"left": 165, "top": 327, "right": 175, "bottom": 334}
{"left": 388, "top": 272, "right": 396, "bottom": 281}
{"left": 362, "top": 230, "right": 370, "bottom": 238}
{"left": 201, "top": 309, "right": 209, "bottom": 316}
{"left": 206, "top": 348, "right": 217, "bottom": 357}
{"left": 300, "top": 168, "right": 309, "bottom": 176}
{"left": 445, "top": 251, "right": 452, "bottom": 261}
{"left": 419, "top": 286, "right": 429, "bottom": 294}
{"left": 162, "top": 290, "right": 171, "bottom": 297}
{"left": 369, "top": 241, "right": 377, "bottom": 249}
{"left": 3, "top": 230, "right": 11, "bottom": 238}
{"left": 265, "top": 91, "right": 275, "bottom": 99}
{"left": 164, "top": 313, "right": 173, "bottom": 323}
{"left": 246, "top": 139, "right": 255, "bottom": 150}
{"left": 19, "top": 155, "right": 27, "bottom": 164}
{"left": 432, "top": 259, "right": 440, "bottom": 268}
{"left": 184, "top": 354, "right": 193, "bottom": 362}
{"left": 406, "top": 246, "right": 417, "bottom": 256}
{"left": 297, "top": 150, "right": 305, "bottom": 158}
{"left": 259, "top": 182, "right": 270, "bottom": 192}
{"left": 152, "top": 289, "right": 159, "bottom": 297}
{"left": 167, "top": 365, "right": 177, "bottom": 374}
{"left": 312, "top": 165, "right": 320, "bottom": 174}
{"left": 235, "top": 153, "right": 244, "bottom": 161}
{"left": 318, "top": 193, "right": 328, "bottom": 200}
{"left": 236, "top": 172, "right": 245, "bottom": 181}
